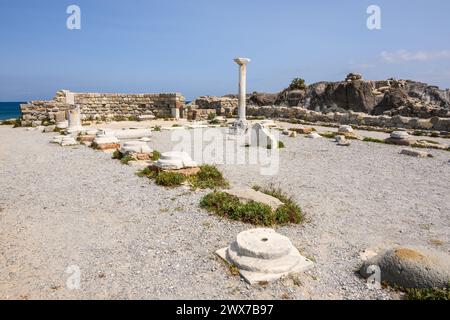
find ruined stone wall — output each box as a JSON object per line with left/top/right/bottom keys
{"left": 191, "top": 96, "right": 238, "bottom": 116}
{"left": 247, "top": 106, "right": 450, "bottom": 132}
{"left": 20, "top": 90, "right": 185, "bottom": 125}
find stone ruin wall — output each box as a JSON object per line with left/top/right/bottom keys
{"left": 246, "top": 106, "right": 450, "bottom": 132}
{"left": 20, "top": 90, "right": 185, "bottom": 126}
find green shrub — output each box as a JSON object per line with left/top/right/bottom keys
{"left": 201, "top": 188, "right": 303, "bottom": 226}
{"left": 136, "top": 167, "right": 158, "bottom": 178}
{"left": 253, "top": 185, "right": 304, "bottom": 224}
{"left": 363, "top": 137, "right": 386, "bottom": 144}
{"left": 153, "top": 126, "right": 161, "bottom": 132}
{"left": 112, "top": 150, "right": 123, "bottom": 160}
{"left": 151, "top": 150, "right": 161, "bottom": 161}
{"left": 155, "top": 171, "right": 186, "bottom": 187}
{"left": 404, "top": 286, "right": 450, "bottom": 300}
{"left": 318, "top": 132, "right": 336, "bottom": 139}
{"left": 172, "top": 124, "right": 182, "bottom": 127}
{"left": 200, "top": 192, "right": 274, "bottom": 226}
{"left": 207, "top": 113, "right": 216, "bottom": 121}
{"left": 430, "top": 132, "right": 440, "bottom": 138}
{"left": 120, "top": 155, "right": 134, "bottom": 165}
{"left": 289, "top": 78, "right": 307, "bottom": 90}
{"left": 189, "top": 165, "right": 229, "bottom": 189}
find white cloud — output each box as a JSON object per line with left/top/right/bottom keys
{"left": 380, "top": 50, "right": 450, "bottom": 63}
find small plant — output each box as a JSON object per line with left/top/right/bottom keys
{"left": 172, "top": 124, "right": 182, "bottom": 127}
{"left": 404, "top": 286, "right": 450, "bottom": 300}
{"left": 151, "top": 150, "right": 161, "bottom": 161}
{"left": 289, "top": 78, "right": 307, "bottom": 90}
{"left": 430, "top": 132, "right": 440, "bottom": 138}
{"left": 363, "top": 137, "right": 386, "bottom": 144}
{"left": 120, "top": 155, "right": 134, "bottom": 165}
{"left": 155, "top": 171, "right": 186, "bottom": 187}
{"left": 318, "top": 132, "right": 336, "bottom": 139}
{"left": 200, "top": 186, "right": 303, "bottom": 226}
{"left": 112, "top": 150, "right": 123, "bottom": 160}
{"left": 153, "top": 126, "right": 161, "bottom": 132}
{"left": 136, "top": 167, "right": 158, "bottom": 178}
{"left": 252, "top": 185, "right": 304, "bottom": 224}
{"left": 207, "top": 113, "right": 216, "bottom": 121}
{"left": 189, "top": 165, "right": 229, "bottom": 189}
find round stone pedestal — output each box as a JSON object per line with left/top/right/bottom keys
{"left": 216, "top": 228, "right": 314, "bottom": 284}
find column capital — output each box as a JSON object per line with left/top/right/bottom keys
{"left": 234, "top": 57, "right": 251, "bottom": 66}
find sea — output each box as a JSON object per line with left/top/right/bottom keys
{"left": 0, "top": 102, "right": 23, "bottom": 120}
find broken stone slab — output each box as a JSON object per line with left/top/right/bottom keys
{"left": 120, "top": 141, "right": 153, "bottom": 155}
{"left": 390, "top": 131, "right": 411, "bottom": 140}
{"left": 56, "top": 121, "right": 68, "bottom": 129}
{"left": 338, "top": 125, "right": 354, "bottom": 133}
{"left": 93, "top": 133, "right": 120, "bottom": 151}
{"left": 250, "top": 123, "right": 278, "bottom": 149}
{"left": 306, "top": 132, "right": 321, "bottom": 139}
{"left": 43, "top": 125, "right": 56, "bottom": 133}
{"left": 400, "top": 149, "right": 433, "bottom": 158}
{"left": 112, "top": 129, "right": 152, "bottom": 140}
{"left": 156, "top": 151, "right": 198, "bottom": 170}
{"left": 360, "top": 246, "right": 450, "bottom": 288}
{"left": 224, "top": 187, "right": 283, "bottom": 211}
{"left": 336, "top": 135, "right": 350, "bottom": 146}
{"left": 290, "top": 127, "right": 315, "bottom": 134}
{"left": 138, "top": 114, "right": 155, "bottom": 121}
{"left": 52, "top": 135, "right": 65, "bottom": 144}
{"left": 60, "top": 136, "right": 78, "bottom": 147}
{"left": 289, "top": 131, "right": 297, "bottom": 138}
{"left": 216, "top": 228, "right": 314, "bottom": 285}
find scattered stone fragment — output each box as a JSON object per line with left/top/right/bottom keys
{"left": 60, "top": 136, "right": 78, "bottom": 147}
{"left": 385, "top": 131, "right": 412, "bottom": 146}
{"left": 120, "top": 141, "right": 153, "bottom": 155}
{"left": 216, "top": 228, "right": 314, "bottom": 285}
{"left": 250, "top": 123, "right": 279, "bottom": 149}
{"left": 224, "top": 187, "right": 283, "bottom": 211}
{"left": 290, "top": 127, "right": 314, "bottom": 134}
{"left": 400, "top": 149, "right": 433, "bottom": 158}
{"left": 360, "top": 247, "right": 450, "bottom": 288}
{"left": 156, "top": 151, "right": 198, "bottom": 170}
{"left": 336, "top": 135, "right": 350, "bottom": 146}
{"left": 306, "top": 132, "right": 321, "bottom": 139}
{"left": 289, "top": 131, "right": 297, "bottom": 138}
{"left": 338, "top": 125, "right": 354, "bottom": 133}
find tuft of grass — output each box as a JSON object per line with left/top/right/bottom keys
{"left": 112, "top": 150, "right": 123, "bottom": 160}
{"left": 228, "top": 264, "right": 240, "bottom": 276}
{"left": 200, "top": 189, "right": 303, "bottom": 226}
{"left": 136, "top": 167, "right": 157, "bottom": 178}
{"left": 404, "top": 286, "right": 450, "bottom": 300}
{"left": 318, "top": 132, "right": 336, "bottom": 139}
{"left": 151, "top": 150, "right": 161, "bottom": 161}
{"left": 363, "top": 137, "right": 386, "bottom": 144}
{"left": 120, "top": 155, "right": 134, "bottom": 165}
{"left": 153, "top": 126, "right": 161, "bottom": 132}
{"left": 154, "top": 171, "right": 186, "bottom": 187}
{"left": 172, "top": 124, "right": 182, "bottom": 127}
{"left": 189, "top": 165, "right": 229, "bottom": 189}
{"left": 253, "top": 185, "right": 304, "bottom": 224}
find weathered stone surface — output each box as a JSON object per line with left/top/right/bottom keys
{"left": 338, "top": 125, "right": 354, "bottom": 133}
{"left": 249, "top": 123, "right": 278, "bottom": 148}
{"left": 400, "top": 149, "right": 433, "bottom": 158}
{"left": 156, "top": 151, "right": 198, "bottom": 170}
{"left": 120, "top": 141, "right": 153, "bottom": 155}
{"left": 60, "top": 136, "right": 78, "bottom": 147}
{"left": 216, "top": 229, "right": 314, "bottom": 284}
{"left": 224, "top": 187, "right": 283, "bottom": 211}
{"left": 306, "top": 132, "right": 321, "bottom": 139}
{"left": 360, "top": 247, "right": 450, "bottom": 288}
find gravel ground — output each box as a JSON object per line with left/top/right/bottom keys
{"left": 0, "top": 123, "right": 449, "bottom": 300}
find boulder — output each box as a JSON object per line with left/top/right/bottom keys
{"left": 360, "top": 247, "right": 450, "bottom": 288}
{"left": 306, "top": 132, "right": 321, "bottom": 139}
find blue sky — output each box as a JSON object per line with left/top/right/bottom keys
{"left": 0, "top": 0, "right": 449, "bottom": 101}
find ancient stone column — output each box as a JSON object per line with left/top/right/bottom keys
{"left": 67, "top": 105, "right": 83, "bottom": 133}
{"left": 234, "top": 58, "right": 251, "bottom": 122}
